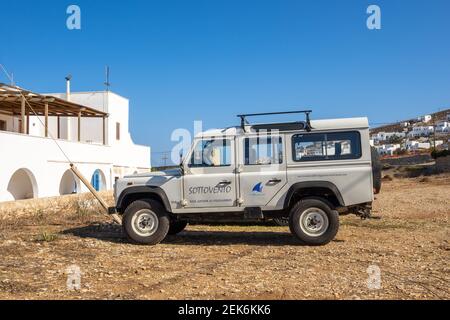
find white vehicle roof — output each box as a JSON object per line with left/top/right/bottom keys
{"left": 195, "top": 117, "right": 369, "bottom": 138}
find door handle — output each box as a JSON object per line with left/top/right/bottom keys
{"left": 268, "top": 178, "right": 282, "bottom": 184}
{"left": 217, "top": 180, "right": 232, "bottom": 186}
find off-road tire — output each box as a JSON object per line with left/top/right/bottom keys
{"left": 122, "top": 199, "right": 170, "bottom": 245}
{"left": 289, "top": 198, "right": 339, "bottom": 246}
{"left": 168, "top": 220, "right": 188, "bottom": 235}
{"left": 371, "top": 146, "right": 382, "bottom": 194}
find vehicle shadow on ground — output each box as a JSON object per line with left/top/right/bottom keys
{"left": 62, "top": 223, "right": 345, "bottom": 246}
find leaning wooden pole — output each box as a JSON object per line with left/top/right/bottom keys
{"left": 70, "top": 164, "right": 122, "bottom": 224}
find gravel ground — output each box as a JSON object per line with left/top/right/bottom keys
{"left": 0, "top": 175, "right": 448, "bottom": 300}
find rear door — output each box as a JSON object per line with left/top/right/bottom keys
{"left": 237, "top": 134, "right": 287, "bottom": 207}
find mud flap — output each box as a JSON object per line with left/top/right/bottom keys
{"left": 244, "top": 207, "right": 264, "bottom": 219}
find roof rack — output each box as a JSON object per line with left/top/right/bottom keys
{"left": 237, "top": 110, "right": 313, "bottom": 132}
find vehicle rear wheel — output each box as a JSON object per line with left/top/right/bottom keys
{"left": 289, "top": 198, "right": 339, "bottom": 246}
{"left": 168, "top": 220, "right": 188, "bottom": 235}
{"left": 371, "top": 146, "right": 382, "bottom": 194}
{"left": 122, "top": 199, "right": 170, "bottom": 245}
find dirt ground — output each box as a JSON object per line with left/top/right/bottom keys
{"left": 0, "top": 175, "right": 449, "bottom": 300}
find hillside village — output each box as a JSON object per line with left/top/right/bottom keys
{"left": 370, "top": 109, "right": 450, "bottom": 157}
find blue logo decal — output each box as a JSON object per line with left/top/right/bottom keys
{"left": 252, "top": 182, "right": 263, "bottom": 193}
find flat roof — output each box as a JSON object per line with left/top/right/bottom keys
{"left": 0, "top": 83, "right": 108, "bottom": 117}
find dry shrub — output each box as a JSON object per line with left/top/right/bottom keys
{"left": 68, "top": 194, "right": 107, "bottom": 222}
{"left": 419, "top": 177, "right": 430, "bottom": 183}
{"left": 36, "top": 230, "right": 58, "bottom": 242}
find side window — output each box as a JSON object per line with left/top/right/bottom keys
{"left": 292, "top": 131, "right": 361, "bottom": 162}
{"left": 189, "top": 138, "right": 232, "bottom": 167}
{"left": 244, "top": 136, "right": 283, "bottom": 165}
{"left": 292, "top": 134, "right": 327, "bottom": 161}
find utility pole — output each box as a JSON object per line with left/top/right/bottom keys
{"left": 161, "top": 153, "right": 169, "bottom": 167}
{"left": 104, "top": 66, "right": 110, "bottom": 92}
{"left": 433, "top": 116, "right": 436, "bottom": 151}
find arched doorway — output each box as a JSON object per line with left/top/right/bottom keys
{"left": 7, "top": 168, "right": 38, "bottom": 200}
{"left": 90, "top": 169, "right": 106, "bottom": 191}
{"left": 59, "top": 170, "right": 80, "bottom": 195}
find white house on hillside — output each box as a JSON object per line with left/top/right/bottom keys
{"left": 0, "top": 82, "right": 150, "bottom": 202}
{"left": 436, "top": 121, "right": 449, "bottom": 133}
{"left": 408, "top": 126, "right": 434, "bottom": 138}
{"left": 418, "top": 115, "right": 432, "bottom": 123}
{"left": 371, "top": 131, "right": 406, "bottom": 143}
{"left": 406, "top": 140, "right": 431, "bottom": 151}
{"left": 375, "top": 144, "right": 401, "bottom": 156}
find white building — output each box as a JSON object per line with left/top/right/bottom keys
{"left": 375, "top": 144, "right": 401, "bottom": 156}
{"left": 371, "top": 131, "right": 406, "bottom": 143}
{"left": 418, "top": 114, "right": 432, "bottom": 123}
{"left": 0, "top": 82, "right": 150, "bottom": 202}
{"left": 406, "top": 140, "right": 431, "bottom": 151}
{"left": 435, "top": 121, "right": 449, "bottom": 133}
{"left": 408, "top": 126, "right": 434, "bottom": 138}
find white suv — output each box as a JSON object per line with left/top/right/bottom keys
{"left": 113, "top": 111, "right": 380, "bottom": 246}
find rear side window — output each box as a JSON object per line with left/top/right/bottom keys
{"left": 292, "top": 131, "right": 361, "bottom": 162}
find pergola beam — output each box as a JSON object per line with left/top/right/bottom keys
{"left": 78, "top": 110, "right": 82, "bottom": 142}
{"left": 102, "top": 116, "right": 106, "bottom": 145}
{"left": 26, "top": 108, "right": 30, "bottom": 134}
{"left": 44, "top": 102, "right": 49, "bottom": 137}
{"left": 21, "top": 96, "right": 25, "bottom": 134}
{"left": 0, "top": 82, "right": 107, "bottom": 118}
{"left": 1, "top": 83, "right": 109, "bottom": 143}
{"left": 57, "top": 116, "right": 60, "bottom": 139}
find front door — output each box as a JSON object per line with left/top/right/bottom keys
{"left": 182, "top": 137, "right": 237, "bottom": 208}
{"left": 238, "top": 134, "right": 287, "bottom": 207}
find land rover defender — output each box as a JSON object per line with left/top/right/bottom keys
{"left": 113, "top": 111, "right": 381, "bottom": 246}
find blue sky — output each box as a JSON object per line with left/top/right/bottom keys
{"left": 1, "top": 0, "right": 450, "bottom": 166}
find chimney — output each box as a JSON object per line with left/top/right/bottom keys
{"left": 65, "top": 75, "right": 72, "bottom": 101}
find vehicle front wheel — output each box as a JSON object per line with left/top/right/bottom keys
{"left": 168, "top": 220, "right": 188, "bottom": 235}
{"left": 122, "top": 199, "right": 170, "bottom": 245}
{"left": 289, "top": 198, "right": 339, "bottom": 246}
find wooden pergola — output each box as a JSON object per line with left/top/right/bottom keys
{"left": 0, "top": 83, "right": 108, "bottom": 144}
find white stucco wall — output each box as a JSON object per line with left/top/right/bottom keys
{"left": 0, "top": 90, "right": 150, "bottom": 202}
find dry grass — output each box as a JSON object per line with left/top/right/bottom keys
{"left": 36, "top": 231, "right": 58, "bottom": 242}
{"left": 0, "top": 191, "right": 113, "bottom": 226}
{"left": 0, "top": 175, "right": 449, "bottom": 300}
